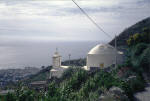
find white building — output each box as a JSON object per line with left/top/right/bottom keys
{"left": 84, "top": 44, "right": 123, "bottom": 70}
{"left": 52, "top": 50, "right": 61, "bottom": 68}
{"left": 50, "top": 49, "right": 69, "bottom": 79}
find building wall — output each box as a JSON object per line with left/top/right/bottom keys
{"left": 53, "top": 56, "right": 61, "bottom": 68}
{"left": 87, "top": 53, "right": 123, "bottom": 70}
{"left": 50, "top": 68, "right": 66, "bottom": 79}
{"left": 50, "top": 70, "right": 63, "bottom": 78}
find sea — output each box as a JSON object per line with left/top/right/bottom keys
{"left": 0, "top": 40, "right": 105, "bottom": 69}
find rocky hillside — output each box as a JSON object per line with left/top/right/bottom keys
{"left": 109, "top": 17, "right": 150, "bottom": 47}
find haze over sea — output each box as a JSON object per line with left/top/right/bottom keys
{"left": 0, "top": 40, "right": 102, "bottom": 69}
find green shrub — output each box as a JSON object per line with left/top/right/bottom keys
{"left": 5, "top": 93, "right": 16, "bottom": 101}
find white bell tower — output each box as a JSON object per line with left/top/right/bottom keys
{"left": 52, "top": 48, "right": 61, "bottom": 68}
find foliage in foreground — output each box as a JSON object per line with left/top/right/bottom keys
{"left": 0, "top": 66, "right": 145, "bottom": 101}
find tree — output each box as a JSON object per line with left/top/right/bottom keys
{"left": 5, "top": 93, "right": 16, "bottom": 101}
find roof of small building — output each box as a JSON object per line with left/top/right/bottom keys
{"left": 30, "top": 81, "right": 46, "bottom": 85}
{"left": 50, "top": 67, "right": 66, "bottom": 72}
{"left": 51, "top": 69, "right": 58, "bottom": 72}
{"left": 61, "top": 66, "right": 69, "bottom": 69}
{"left": 88, "top": 44, "right": 117, "bottom": 55}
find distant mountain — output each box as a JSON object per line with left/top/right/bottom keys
{"left": 22, "top": 66, "right": 51, "bottom": 84}
{"left": 109, "top": 17, "right": 150, "bottom": 47}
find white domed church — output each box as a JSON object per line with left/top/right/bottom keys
{"left": 50, "top": 44, "right": 123, "bottom": 78}
{"left": 84, "top": 44, "right": 123, "bottom": 70}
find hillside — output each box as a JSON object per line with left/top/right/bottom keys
{"left": 22, "top": 66, "right": 52, "bottom": 84}
{"left": 22, "top": 58, "right": 86, "bottom": 83}
{"left": 109, "top": 17, "right": 150, "bottom": 46}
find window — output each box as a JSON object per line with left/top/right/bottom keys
{"left": 100, "top": 63, "right": 104, "bottom": 69}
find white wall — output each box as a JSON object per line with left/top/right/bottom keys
{"left": 53, "top": 56, "right": 61, "bottom": 68}
{"left": 87, "top": 53, "right": 123, "bottom": 70}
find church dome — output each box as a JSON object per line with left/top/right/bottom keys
{"left": 86, "top": 43, "right": 123, "bottom": 70}
{"left": 88, "top": 44, "right": 116, "bottom": 55}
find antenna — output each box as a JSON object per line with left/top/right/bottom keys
{"left": 115, "top": 35, "right": 117, "bottom": 68}
{"left": 69, "top": 54, "right": 71, "bottom": 65}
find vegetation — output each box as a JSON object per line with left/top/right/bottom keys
{"left": 22, "top": 66, "right": 52, "bottom": 84}
{"left": 126, "top": 28, "right": 150, "bottom": 75}
{"left": 62, "top": 58, "right": 86, "bottom": 66}
{"left": 0, "top": 66, "right": 145, "bottom": 101}
{"left": 109, "top": 17, "right": 150, "bottom": 46}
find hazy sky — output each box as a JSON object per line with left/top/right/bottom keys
{"left": 0, "top": 0, "right": 150, "bottom": 69}
{"left": 0, "top": 0, "right": 150, "bottom": 42}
